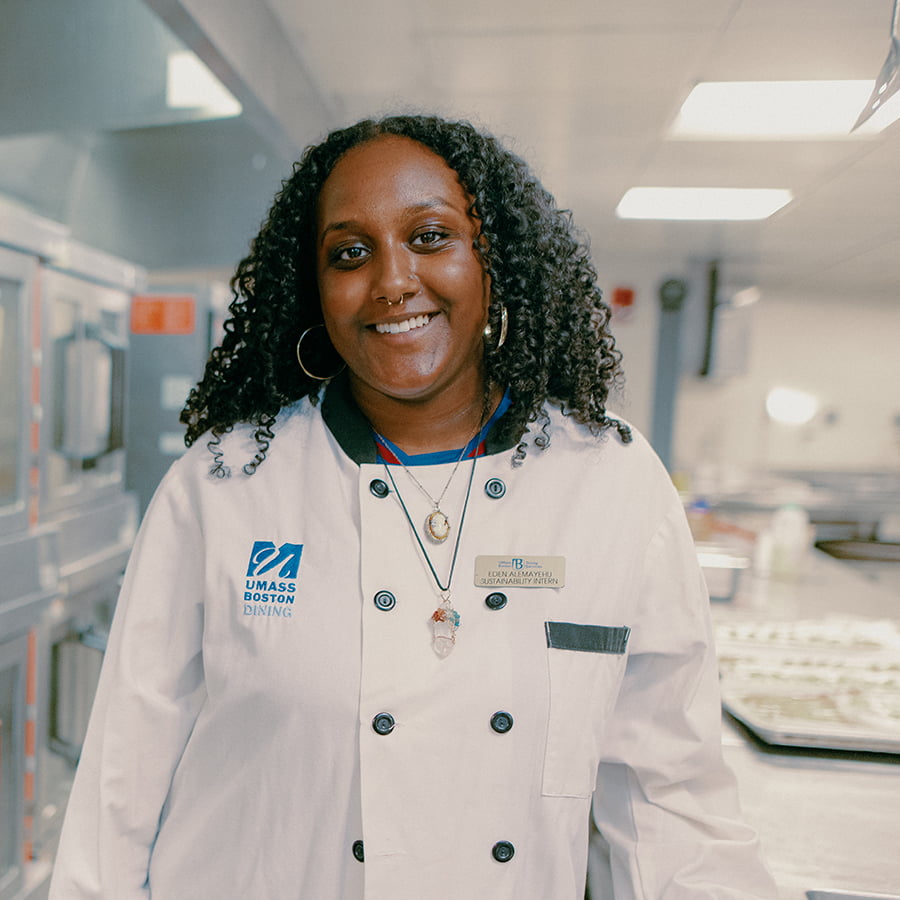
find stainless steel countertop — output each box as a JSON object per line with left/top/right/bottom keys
{"left": 713, "top": 549, "right": 899, "bottom": 899}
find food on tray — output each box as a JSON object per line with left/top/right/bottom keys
{"left": 715, "top": 617, "right": 900, "bottom": 751}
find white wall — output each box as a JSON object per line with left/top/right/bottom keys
{"left": 672, "top": 290, "right": 900, "bottom": 484}
{"left": 601, "top": 267, "right": 670, "bottom": 438}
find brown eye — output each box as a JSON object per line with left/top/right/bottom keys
{"left": 412, "top": 230, "right": 448, "bottom": 247}
{"left": 329, "top": 243, "right": 369, "bottom": 266}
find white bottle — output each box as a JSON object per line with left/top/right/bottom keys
{"left": 770, "top": 504, "right": 811, "bottom": 579}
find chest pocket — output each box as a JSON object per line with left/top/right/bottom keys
{"left": 541, "top": 622, "right": 630, "bottom": 799}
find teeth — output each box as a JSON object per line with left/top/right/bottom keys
{"left": 375, "top": 314, "right": 431, "bottom": 334}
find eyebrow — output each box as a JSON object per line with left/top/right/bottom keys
{"left": 318, "top": 197, "right": 456, "bottom": 244}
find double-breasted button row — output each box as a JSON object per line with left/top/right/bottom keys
{"left": 373, "top": 590, "right": 396, "bottom": 611}
{"left": 352, "top": 839, "right": 514, "bottom": 864}
{"left": 484, "top": 477, "right": 506, "bottom": 499}
{"left": 369, "top": 477, "right": 507, "bottom": 501}
{"left": 372, "top": 712, "right": 395, "bottom": 735}
{"left": 372, "top": 711, "right": 513, "bottom": 735}
{"left": 373, "top": 590, "right": 509, "bottom": 612}
{"left": 490, "top": 710, "right": 514, "bottom": 733}
{"left": 369, "top": 478, "right": 390, "bottom": 498}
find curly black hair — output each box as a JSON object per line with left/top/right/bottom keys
{"left": 181, "top": 113, "right": 631, "bottom": 474}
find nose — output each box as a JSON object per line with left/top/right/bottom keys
{"left": 372, "top": 242, "right": 417, "bottom": 305}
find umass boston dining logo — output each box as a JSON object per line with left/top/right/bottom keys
{"left": 243, "top": 541, "right": 303, "bottom": 619}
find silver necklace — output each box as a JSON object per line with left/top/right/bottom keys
{"left": 375, "top": 431, "right": 477, "bottom": 544}
{"left": 382, "top": 457, "right": 477, "bottom": 658}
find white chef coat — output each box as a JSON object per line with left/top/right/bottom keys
{"left": 49, "top": 377, "right": 778, "bottom": 899}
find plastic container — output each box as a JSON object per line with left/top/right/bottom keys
{"left": 769, "top": 504, "right": 811, "bottom": 580}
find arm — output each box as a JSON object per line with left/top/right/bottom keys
{"left": 49, "top": 466, "right": 206, "bottom": 898}
{"left": 590, "top": 504, "right": 778, "bottom": 898}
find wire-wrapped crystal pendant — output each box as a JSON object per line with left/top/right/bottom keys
{"left": 431, "top": 596, "right": 460, "bottom": 658}
{"left": 425, "top": 508, "right": 451, "bottom": 543}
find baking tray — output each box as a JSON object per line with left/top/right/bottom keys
{"left": 807, "top": 892, "right": 900, "bottom": 900}
{"left": 723, "top": 694, "right": 900, "bottom": 755}
{"left": 716, "top": 617, "right": 900, "bottom": 754}
{"left": 816, "top": 539, "right": 900, "bottom": 562}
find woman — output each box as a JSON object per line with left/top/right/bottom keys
{"left": 50, "top": 115, "right": 776, "bottom": 898}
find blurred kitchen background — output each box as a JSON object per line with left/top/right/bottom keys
{"left": 1, "top": 1, "right": 899, "bottom": 899}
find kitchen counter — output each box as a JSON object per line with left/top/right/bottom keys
{"left": 712, "top": 547, "right": 899, "bottom": 899}
{"left": 723, "top": 719, "right": 898, "bottom": 899}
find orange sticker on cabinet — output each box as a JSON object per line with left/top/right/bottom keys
{"left": 131, "top": 295, "right": 196, "bottom": 335}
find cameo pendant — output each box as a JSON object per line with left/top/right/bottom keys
{"left": 425, "top": 508, "right": 451, "bottom": 543}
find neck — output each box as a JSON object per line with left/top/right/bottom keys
{"left": 350, "top": 377, "right": 502, "bottom": 456}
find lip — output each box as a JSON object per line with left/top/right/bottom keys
{"left": 370, "top": 312, "right": 439, "bottom": 335}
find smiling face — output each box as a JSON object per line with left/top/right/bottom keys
{"left": 315, "top": 135, "right": 491, "bottom": 418}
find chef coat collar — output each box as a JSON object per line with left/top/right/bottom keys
{"left": 320, "top": 371, "right": 519, "bottom": 465}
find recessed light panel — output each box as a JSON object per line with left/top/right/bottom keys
{"left": 616, "top": 187, "right": 792, "bottom": 221}
{"left": 167, "top": 52, "right": 242, "bottom": 118}
{"left": 765, "top": 387, "right": 819, "bottom": 426}
{"left": 670, "top": 80, "right": 900, "bottom": 138}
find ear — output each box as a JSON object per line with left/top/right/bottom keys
{"left": 481, "top": 270, "right": 493, "bottom": 317}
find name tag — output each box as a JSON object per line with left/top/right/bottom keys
{"left": 474, "top": 555, "right": 566, "bottom": 588}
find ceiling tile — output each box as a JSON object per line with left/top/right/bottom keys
{"left": 255, "top": 0, "right": 900, "bottom": 298}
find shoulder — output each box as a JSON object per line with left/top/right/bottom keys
{"left": 168, "top": 397, "right": 320, "bottom": 486}
{"left": 540, "top": 403, "right": 660, "bottom": 469}
{"left": 518, "top": 404, "right": 680, "bottom": 521}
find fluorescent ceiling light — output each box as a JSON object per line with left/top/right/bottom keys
{"left": 670, "top": 80, "right": 900, "bottom": 138}
{"left": 167, "top": 51, "right": 242, "bottom": 117}
{"left": 616, "top": 187, "right": 792, "bottom": 221}
{"left": 730, "top": 286, "right": 761, "bottom": 307}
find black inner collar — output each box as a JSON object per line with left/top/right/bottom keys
{"left": 320, "top": 371, "right": 519, "bottom": 465}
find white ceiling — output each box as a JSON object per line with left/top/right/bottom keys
{"left": 250, "top": 0, "right": 899, "bottom": 301}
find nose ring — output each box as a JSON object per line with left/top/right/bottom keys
{"left": 384, "top": 295, "right": 405, "bottom": 307}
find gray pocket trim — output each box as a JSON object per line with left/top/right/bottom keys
{"left": 544, "top": 621, "right": 631, "bottom": 654}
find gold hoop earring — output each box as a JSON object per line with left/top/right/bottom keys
{"left": 484, "top": 304, "right": 508, "bottom": 352}
{"left": 296, "top": 325, "right": 346, "bottom": 381}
